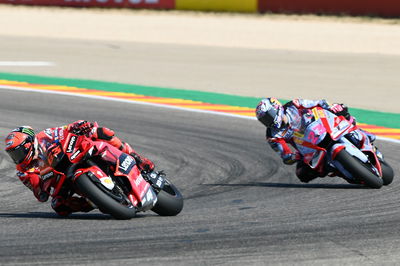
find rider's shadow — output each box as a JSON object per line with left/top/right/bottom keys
{"left": 207, "top": 182, "right": 365, "bottom": 189}
{"left": 0, "top": 212, "right": 147, "bottom": 220}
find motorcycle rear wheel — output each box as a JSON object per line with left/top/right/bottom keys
{"left": 152, "top": 179, "right": 183, "bottom": 216}
{"left": 336, "top": 149, "right": 383, "bottom": 189}
{"left": 76, "top": 173, "right": 137, "bottom": 220}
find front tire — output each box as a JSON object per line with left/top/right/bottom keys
{"left": 152, "top": 180, "right": 183, "bottom": 216}
{"left": 336, "top": 149, "right": 383, "bottom": 189}
{"left": 75, "top": 173, "right": 137, "bottom": 220}
{"left": 380, "top": 160, "right": 394, "bottom": 186}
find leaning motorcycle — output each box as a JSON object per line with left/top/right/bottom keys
{"left": 293, "top": 107, "right": 394, "bottom": 188}
{"left": 40, "top": 128, "right": 183, "bottom": 219}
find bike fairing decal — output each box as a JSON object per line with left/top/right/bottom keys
{"left": 70, "top": 150, "right": 81, "bottom": 161}
{"left": 66, "top": 136, "right": 77, "bottom": 153}
{"left": 0, "top": 74, "right": 400, "bottom": 142}
{"left": 41, "top": 171, "right": 54, "bottom": 181}
{"left": 118, "top": 153, "right": 135, "bottom": 175}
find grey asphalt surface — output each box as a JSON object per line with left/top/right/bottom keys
{"left": 0, "top": 36, "right": 400, "bottom": 265}
{"left": 1, "top": 89, "right": 400, "bottom": 265}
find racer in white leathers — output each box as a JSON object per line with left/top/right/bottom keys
{"left": 255, "top": 98, "right": 376, "bottom": 183}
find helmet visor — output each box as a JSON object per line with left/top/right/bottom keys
{"left": 258, "top": 108, "right": 278, "bottom": 127}
{"left": 6, "top": 144, "right": 31, "bottom": 164}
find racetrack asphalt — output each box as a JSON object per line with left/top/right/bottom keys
{"left": 0, "top": 31, "right": 400, "bottom": 265}
{"left": 1, "top": 87, "right": 400, "bottom": 265}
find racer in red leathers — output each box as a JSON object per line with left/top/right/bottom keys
{"left": 255, "top": 98, "right": 377, "bottom": 184}
{"left": 5, "top": 121, "right": 154, "bottom": 216}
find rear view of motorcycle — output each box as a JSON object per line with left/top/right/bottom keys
{"left": 41, "top": 129, "right": 183, "bottom": 219}
{"left": 293, "top": 107, "right": 394, "bottom": 188}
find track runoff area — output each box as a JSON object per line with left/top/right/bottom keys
{"left": 0, "top": 75, "right": 399, "bottom": 144}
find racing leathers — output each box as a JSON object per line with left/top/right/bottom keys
{"left": 266, "top": 99, "right": 375, "bottom": 183}
{"left": 16, "top": 121, "right": 155, "bottom": 216}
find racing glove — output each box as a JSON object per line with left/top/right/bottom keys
{"left": 68, "top": 120, "right": 94, "bottom": 136}
{"left": 329, "top": 103, "right": 351, "bottom": 120}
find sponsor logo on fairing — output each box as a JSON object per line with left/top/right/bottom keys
{"left": 58, "top": 128, "right": 64, "bottom": 140}
{"left": 134, "top": 174, "right": 144, "bottom": 187}
{"left": 118, "top": 154, "right": 135, "bottom": 174}
{"left": 70, "top": 150, "right": 81, "bottom": 160}
{"left": 100, "top": 176, "right": 115, "bottom": 190}
{"left": 41, "top": 171, "right": 54, "bottom": 181}
{"left": 66, "top": 136, "right": 77, "bottom": 153}
{"left": 44, "top": 129, "right": 52, "bottom": 138}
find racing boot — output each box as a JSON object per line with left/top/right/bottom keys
{"left": 120, "top": 142, "right": 155, "bottom": 172}
{"left": 295, "top": 161, "right": 320, "bottom": 183}
{"left": 51, "top": 196, "right": 94, "bottom": 217}
{"left": 94, "top": 127, "right": 155, "bottom": 171}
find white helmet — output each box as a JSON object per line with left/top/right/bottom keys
{"left": 255, "top": 98, "right": 284, "bottom": 128}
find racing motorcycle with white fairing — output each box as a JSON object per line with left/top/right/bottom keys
{"left": 293, "top": 107, "right": 394, "bottom": 188}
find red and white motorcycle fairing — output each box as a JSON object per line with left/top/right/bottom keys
{"left": 293, "top": 107, "right": 383, "bottom": 185}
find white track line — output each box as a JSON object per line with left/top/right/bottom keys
{"left": 1, "top": 85, "right": 399, "bottom": 144}
{"left": 0, "top": 61, "right": 54, "bottom": 66}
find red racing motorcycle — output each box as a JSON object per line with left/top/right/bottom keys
{"left": 40, "top": 129, "right": 183, "bottom": 219}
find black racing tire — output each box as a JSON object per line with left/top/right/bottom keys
{"left": 75, "top": 173, "right": 136, "bottom": 220}
{"left": 152, "top": 180, "right": 183, "bottom": 216}
{"left": 335, "top": 149, "right": 383, "bottom": 189}
{"left": 380, "top": 160, "right": 394, "bottom": 186}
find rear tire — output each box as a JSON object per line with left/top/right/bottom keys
{"left": 152, "top": 180, "right": 183, "bottom": 216}
{"left": 335, "top": 149, "right": 383, "bottom": 189}
{"left": 380, "top": 160, "right": 394, "bottom": 186}
{"left": 75, "top": 173, "right": 136, "bottom": 220}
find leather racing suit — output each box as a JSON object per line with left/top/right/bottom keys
{"left": 16, "top": 121, "right": 154, "bottom": 216}
{"left": 266, "top": 99, "right": 375, "bottom": 183}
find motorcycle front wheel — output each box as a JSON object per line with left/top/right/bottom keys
{"left": 75, "top": 173, "right": 137, "bottom": 220}
{"left": 380, "top": 160, "right": 394, "bottom": 186}
{"left": 336, "top": 149, "right": 383, "bottom": 189}
{"left": 152, "top": 179, "right": 183, "bottom": 216}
